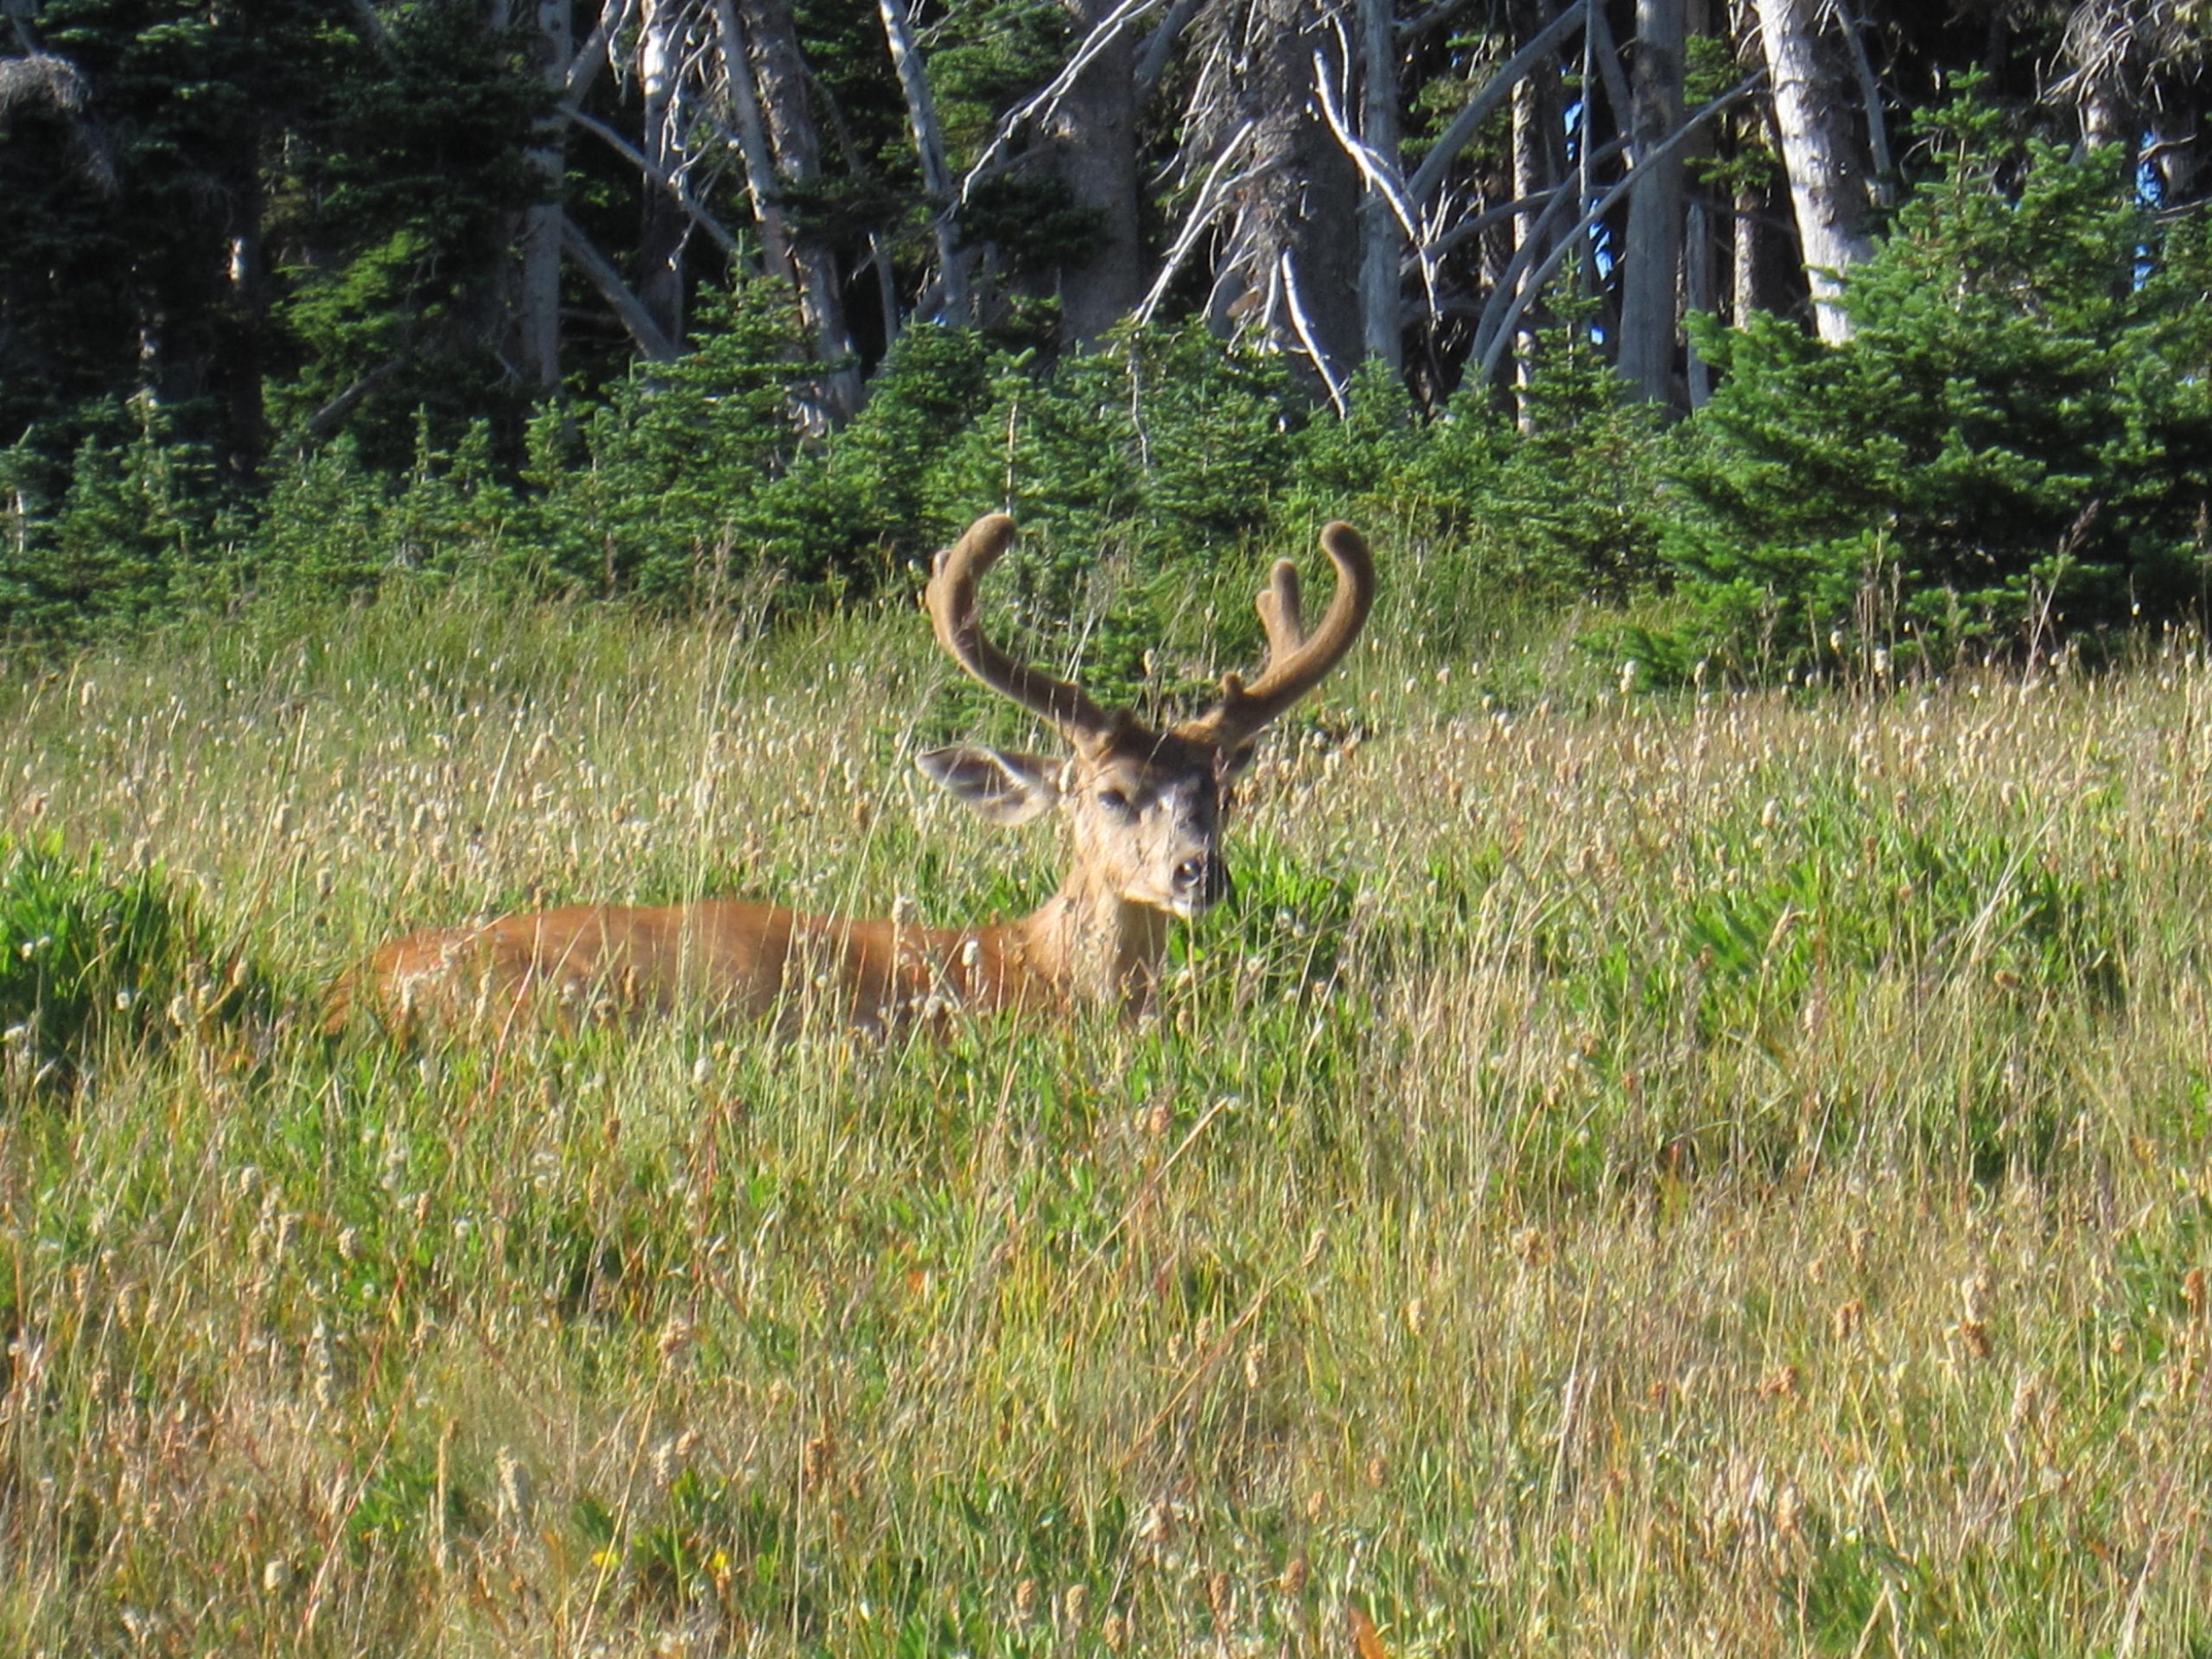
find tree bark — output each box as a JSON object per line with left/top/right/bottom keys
{"left": 1404, "top": 2, "right": 1583, "bottom": 206}
{"left": 1681, "top": 0, "right": 1716, "bottom": 404}
{"left": 1751, "top": 0, "right": 1872, "bottom": 343}
{"left": 1732, "top": 180, "right": 1764, "bottom": 321}
{"left": 713, "top": 0, "right": 791, "bottom": 283}
{"left": 1201, "top": 0, "right": 1363, "bottom": 396}
{"left": 878, "top": 0, "right": 972, "bottom": 322}
{"left": 515, "top": 0, "right": 571, "bottom": 391}
{"left": 1616, "top": 0, "right": 1684, "bottom": 404}
{"left": 738, "top": 0, "right": 862, "bottom": 418}
{"left": 1509, "top": 0, "right": 1563, "bottom": 417}
{"left": 1052, "top": 0, "right": 1142, "bottom": 344}
{"left": 636, "top": 0, "right": 687, "bottom": 347}
{"left": 1357, "top": 0, "right": 1403, "bottom": 370}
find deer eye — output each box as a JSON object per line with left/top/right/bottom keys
{"left": 1095, "top": 786, "right": 1133, "bottom": 816}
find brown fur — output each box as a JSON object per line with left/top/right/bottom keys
{"left": 327, "top": 516, "right": 1370, "bottom": 1039}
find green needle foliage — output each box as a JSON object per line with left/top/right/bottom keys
{"left": 1665, "top": 77, "right": 2212, "bottom": 678}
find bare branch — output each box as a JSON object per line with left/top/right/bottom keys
{"left": 1310, "top": 49, "right": 1420, "bottom": 245}
{"left": 1311, "top": 39, "right": 1435, "bottom": 346}
{"left": 561, "top": 105, "right": 742, "bottom": 256}
{"left": 878, "top": 0, "right": 970, "bottom": 320}
{"left": 1135, "top": 120, "right": 1264, "bottom": 323}
{"left": 1832, "top": 0, "right": 1894, "bottom": 203}
{"left": 559, "top": 213, "right": 681, "bottom": 360}
{"left": 709, "top": 0, "right": 791, "bottom": 276}
{"left": 303, "top": 359, "right": 404, "bottom": 443}
{"left": 1404, "top": 4, "right": 1586, "bottom": 207}
{"left": 1418, "top": 172, "right": 1605, "bottom": 261}
{"left": 962, "top": 0, "right": 1165, "bottom": 200}
{"left": 1280, "top": 252, "right": 1350, "bottom": 416}
{"left": 1466, "top": 160, "right": 1587, "bottom": 361}
{"left": 1583, "top": 0, "right": 1635, "bottom": 156}
{"left": 1472, "top": 69, "right": 1765, "bottom": 380}
{"left": 1395, "top": 0, "right": 1478, "bottom": 42}
{"left": 564, "top": 0, "right": 636, "bottom": 107}
{"left": 1133, "top": 0, "right": 1200, "bottom": 107}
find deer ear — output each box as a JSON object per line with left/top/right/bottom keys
{"left": 917, "top": 746, "right": 1063, "bottom": 826}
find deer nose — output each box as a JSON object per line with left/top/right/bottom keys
{"left": 1173, "top": 853, "right": 1231, "bottom": 907}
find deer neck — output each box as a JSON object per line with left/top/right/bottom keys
{"left": 1014, "top": 862, "right": 1172, "bottom": 1014}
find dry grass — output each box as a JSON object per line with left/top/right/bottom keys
{"left": 3, "top": 588, "right": 2211, "bottom": 1656}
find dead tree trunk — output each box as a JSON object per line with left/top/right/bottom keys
{"left": 729, "top": 0, "right": 858, "bottom": 417}
{"left": 1617, "top": 0, "right": 1685, "bottom": 404}
{"left": 1508, "top": 7, "right": 1563, "bottom": 414}
{"left": 515, "top": 0, "right": 571, "bottom": 391}
{"left": 1751, "top": 0, "right": 1872, "bottom": 342}
{"left": 879, "top": 0, "right": 972, "bottom": 321}
{"left": 716, "top": 0, "right": 861, "bottom": 420}
{"left": 1052, "top": 0, "right": 1143, "bottom": 344}
{"left": 1196, "top": 0, "right": 1363, "bottom": 403}
{"left": 636, "top": 0, "right": 688, "bottom": 348}
{"left": 1357, "top": 0, "right": 1403, "bottom": 371}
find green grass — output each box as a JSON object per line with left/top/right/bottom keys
{"left": 3, "top": 585, "right": 2212, "bottom": 1655}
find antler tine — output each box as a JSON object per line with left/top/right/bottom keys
{"left": 1255, "top": 558, "right": 1305, "bottom": 665}
{"left": 926, "top": 513, "right": 1118, "bottom": 745}
{"left": 1189, "top": 523, "right": 1373, "bottom": 749}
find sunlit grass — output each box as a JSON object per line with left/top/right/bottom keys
{"left": 3, "top": 587, "right": 2211, "bottom": 1655}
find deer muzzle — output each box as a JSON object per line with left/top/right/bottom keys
{"left": 1172, "top": 851, "right": 1233, "bottom": 913}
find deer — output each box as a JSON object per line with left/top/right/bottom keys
{"left": 327, "top": 512, "right": 1372, "bottom": 1038}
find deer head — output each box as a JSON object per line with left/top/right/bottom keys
{"left": 917, "top": 513, "right": 1374, "bottom": 932}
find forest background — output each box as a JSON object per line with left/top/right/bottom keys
{"left": 3, "top": 0, "right": 2209, "bottom": 676}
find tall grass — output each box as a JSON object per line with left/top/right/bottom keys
{"left": 2, "top": 587, "right": 2209, "bottom": 1656}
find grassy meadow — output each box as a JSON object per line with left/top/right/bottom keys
{"left": 3, "top": 575, "right": 2212, "bottom": 1656}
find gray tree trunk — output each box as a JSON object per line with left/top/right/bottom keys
{"left": 1751, "top": 0, "right": 1872, "bottom": 343}
{"left": 1208, "top": 0, "right": 1363, "bottom": 398}
{"left": 879, "top": 0, "right": 972, "bottom": 321}
{"left": 1616, "top": 0, "right": 1684, "bottom": 404}
{"left": 516, "top": 0, "right": 571, "bottom": 391}
{"left": 1509, "top": 1, "right": 1561, "bottom": 420}
{"left": 1732, "top": 181, "right": 1763, "bottom": 321}
{"left": 1357, "top": 0, "right": 1403, "bottom": 370}
{"left": 1683, "top": 196, "right": 1711, "bottom": 405}
{"left": 713, "top": 0, "right": 791, "bottom": 283}
{"left": 716, "top": 0, "right": 861, "bottom": 421}
{"left": 636, "top": 0, "right": 687, "bottom": 347}
{"left": 1681, "top": 0, "right": 1714, "bottom": 406}
{"left": 1051, "top": 0, "right": 1143, "bottom": 345}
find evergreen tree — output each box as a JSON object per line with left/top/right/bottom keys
{"left": 1667, "top": 81, "right": 2212, "bottom": 671}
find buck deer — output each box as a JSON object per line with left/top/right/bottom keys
{"left": 328, "top": 513, "right": 1372, "bottom": 1036}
